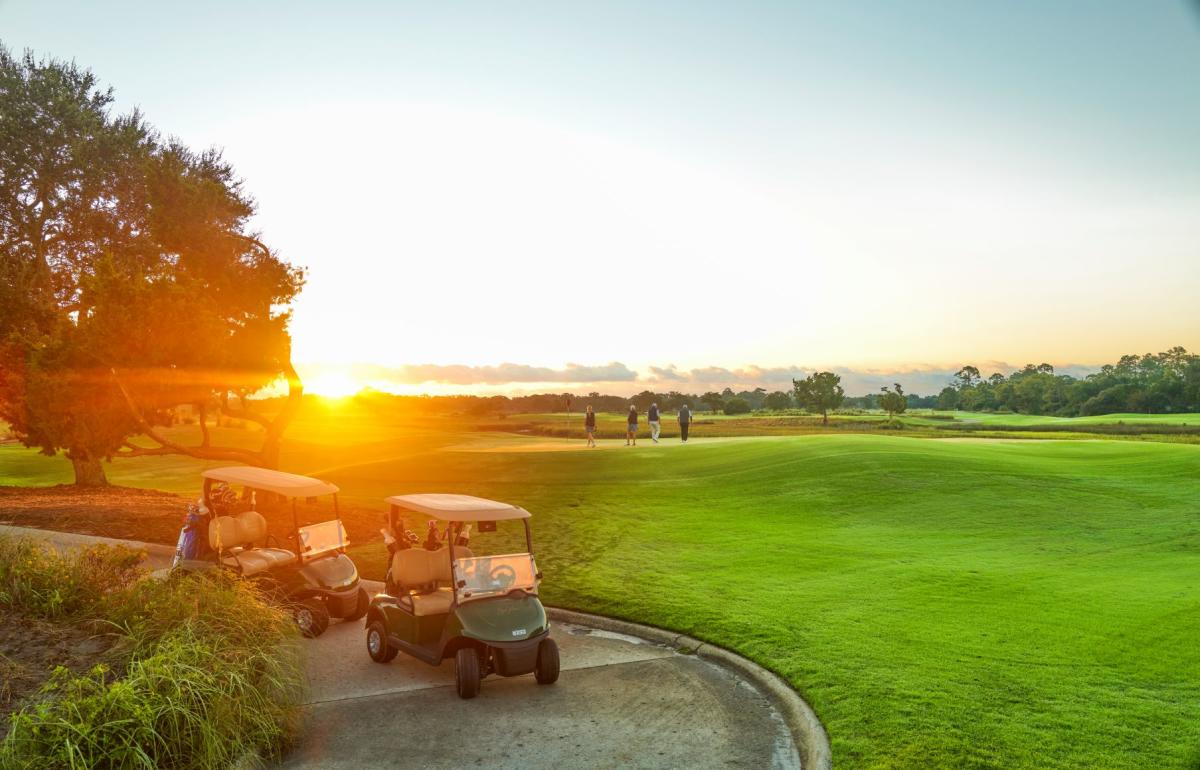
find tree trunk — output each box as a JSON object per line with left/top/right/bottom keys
{"left": 70, "top": 455, "right": 108, "bottom": 487}
{"left": 822, "top": 410, "right": 829, "bottom": 425}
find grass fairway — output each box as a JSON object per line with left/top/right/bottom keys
{"left": 3, "top": 415, "right": 1199, "bottom": 768}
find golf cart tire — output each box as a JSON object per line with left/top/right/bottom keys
{"left": 345, "top": 587, "right": 370, "bottom": 621}
{"left": 366, "top": 620, "right": 398, "bottom": 663}
{"left": 455, "top": 647, "right": 481, "bottom": 699}
{"left": 535, "top": 637, "right": 560, "bottom": 685}
{"left": 295, "top": 598, "right": 330, "bottom": 638}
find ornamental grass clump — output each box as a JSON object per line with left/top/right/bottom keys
{"left": 0, "top": 536, "right": 143, "bottom": 619}
{"left": 0, "top": 536, "right": 306, "bottom": 769}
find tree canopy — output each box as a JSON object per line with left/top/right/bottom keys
{"left": 878, "top": 383, "right": 907, "bottom": 419}
{"left": 793, "top": 372, "right": 845, "bottom": 424}
{"left": 936, "top": 348, "right": 1200, "bottom": 416}
{"left": 0, "top": 48, "right": 305, "bottom": 484}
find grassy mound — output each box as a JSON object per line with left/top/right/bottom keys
{"left": 0, "top": 536, "right": 304, "bottom": 769}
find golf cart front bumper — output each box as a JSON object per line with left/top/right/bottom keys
{"left": 322, "top": 584, "right": 361, "bottom": 617}
{"left": 485, "top": 631, "right": 549, "bottom": 677}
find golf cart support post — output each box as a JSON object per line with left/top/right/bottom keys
{"left": 385, "top": 493, "right": 535, "bottom": 609}
{"left": 200, "top": 467, "right": 344, "bottom": 563}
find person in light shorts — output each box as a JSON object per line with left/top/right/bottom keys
{"left": 626, "top": 405, "right": 638, "bottom": 446}
{"left": 585, "top": 405, "right": 597, "bottom": 448}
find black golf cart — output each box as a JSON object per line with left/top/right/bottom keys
{"left": 363, "top": 494, "right": 559, "bottom": 699}
{"left": 174, "top": 466, "right": 368, "bottom": 637}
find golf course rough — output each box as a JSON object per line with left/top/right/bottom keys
{"left": 3, "top": 417, "right": 1200, "bottom": 769}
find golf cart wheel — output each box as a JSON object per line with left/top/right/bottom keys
{"left": 345, "top": 587, "right": 370, "bottom": 621}
{"left": 294, "top": 598, "right": 330, "bottom": 638}
{"left": 455, "top": 647, "right": 481, "bottom": 699}
{"left": 535, "top": 638, "right": 560, "bottom": 685}
{"left": 366, "top": 620, "right": 397, "bottom": 663}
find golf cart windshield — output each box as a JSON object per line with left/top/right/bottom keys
{"left": 454, "top": 553, "right": 538, "bottom": 601}
{"left": 298, "top": 520, "right": 348, "bottom": 559}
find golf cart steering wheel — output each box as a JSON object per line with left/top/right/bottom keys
{"left": 489, "top": 564, "right": 517, "bottom": 589}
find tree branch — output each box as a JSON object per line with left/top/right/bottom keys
{"left": 218, "top": 391, "right": 271, "bottom": 428}
{"left": 111, "top": 369, "right": 266, "bottom": 466}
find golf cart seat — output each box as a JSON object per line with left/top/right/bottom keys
{"left": 404, "top": 588, "right": 455, "bottom": 616}
{"left": 210, "top": 511, "right": 298, "bottom": 576}
{"left": 390, "top": 546, "right": 474, "bottom": 615}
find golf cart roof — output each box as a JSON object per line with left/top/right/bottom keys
{"left": 201, "top": 466, "right": 340, "bottom": 497}
{"left": 385, "top": 494, "right": 531, "bottom": 522}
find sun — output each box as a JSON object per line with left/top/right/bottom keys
{"left": 305, "top": 372, "right": 362, "bottom": 398}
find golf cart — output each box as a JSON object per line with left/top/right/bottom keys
{"left": 364, "top": 494, "right": 559, "bottom": 699}
{"left": 173, "top": 466, "right": 368, "bottom": 637}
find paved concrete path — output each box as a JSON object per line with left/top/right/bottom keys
{"left": 0, "top": 524, "right": 801, "bottom": 769}
{"left": 287, "top": 616, "right": 798, "bottom": 770}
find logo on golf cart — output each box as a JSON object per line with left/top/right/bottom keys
{"left": 512, "top": 628, "right": 528, "bottom": 637}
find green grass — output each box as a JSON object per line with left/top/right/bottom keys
{"left": 482, "top": 409, "right": 1200, "bottom": 442}
{"left": 3, "top": 404, "right": 1200, "bottom": 769}
{"left": 949, "top": 411, "right": 1200, "bottom": 427}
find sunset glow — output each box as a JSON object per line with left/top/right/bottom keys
{"left": 7, "top": 1, "right": 1196, "bottom": 395}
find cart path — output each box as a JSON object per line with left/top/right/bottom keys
{"left": 0, "top": 525, "right": 802, "bottom": 770}
{"left": 288, "top": 616, "right": 799, "bottom": 770}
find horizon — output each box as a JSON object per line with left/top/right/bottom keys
{"left": 295, "top": 357, "right": 1112, "bottom": 399}
{"left": 4, "top": 1, "right": 1198, "bottom": 397}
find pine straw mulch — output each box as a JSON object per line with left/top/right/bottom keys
{"left": 0, "top": 614, "right": 116, "bottom": 741}
{"left": 0, "top": 485, "right": 385, "bottom": 547}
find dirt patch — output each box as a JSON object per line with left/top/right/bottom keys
{"left": 0, "top": 485, "right": 188, "bottom": 545}
{"left": 0, "top": 614, "right": 116, "bottom": 740}
{"left": 0, "top": 485, "right": 385, "bottom": 548}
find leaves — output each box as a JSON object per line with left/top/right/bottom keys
{"left": 0, "top": 47, "right": 305, "bottom": 475}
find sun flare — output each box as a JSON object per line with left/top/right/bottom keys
{"left": 304, "top": 372, "right": 362, "bottom": 398}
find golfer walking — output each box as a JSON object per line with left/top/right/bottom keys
{"left": 678, "top": 404, "right": 692, "bottom": 442}
{"left": 585, "top": 405, "right": 597, "bottom": 448}
{"left": 648, "top": 402, "right": 661, "bottom": 443}
{"left": 626, "top": 405, "right": 639, "bottom": 446}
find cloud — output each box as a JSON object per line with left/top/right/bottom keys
{"left": 648, "top": 365, "right": 807, "bottom": 386}
{"left": 346, "top": 361, "right": 638, "bottom": 385}
{"left": 648, "top": 365, "right": 686, "bottom": 381}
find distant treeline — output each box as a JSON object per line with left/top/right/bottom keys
{"left": 934, "top": 347, "right": 1200, "bottom": 416}
{"left": 340, "top": 347, "right": 1200, "bottom": 418}
{"left": 352, "top": 384, "right": 933, "bottom": 417}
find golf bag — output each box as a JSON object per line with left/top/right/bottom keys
{"left": 172, "top": 503, "right": 207, "bottom": 568}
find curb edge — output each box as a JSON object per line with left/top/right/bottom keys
{"left": 547, "top": 607, "right": 833, "bottom": 770}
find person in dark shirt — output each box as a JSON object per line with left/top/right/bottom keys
{"left": 585, "top": 405, "right": 597, "bottom": 448}
{"left": 648, "top": 402, "right": 661, "bottom": 443}
{"left": 678, "top": 404, "right": 692, "bottom": 442}
{"left": 626, "top": 405, "right": 638, "bottom": 446}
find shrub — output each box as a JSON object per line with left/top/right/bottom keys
{"left": 0, "top": 537, "right": 305, "bottom": 768}
{"left": 723, "top": 397, "right": 751, "bottom": 415}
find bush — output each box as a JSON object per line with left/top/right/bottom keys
{"left": 0, "top": 537, "right": 305, "bottom": 768}
{"left": 723, "top": 397, "right": 751, "bottom": 415}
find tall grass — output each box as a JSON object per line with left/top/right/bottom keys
{"left": 0, "top": 537, "right": 143, "bottom": 618}
{"left": 0, "top": 535, "right": 305, "bottom": 769}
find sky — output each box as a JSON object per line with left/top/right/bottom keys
{"left": 3, "top": 1, "right": 1198, "bottom": 396}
